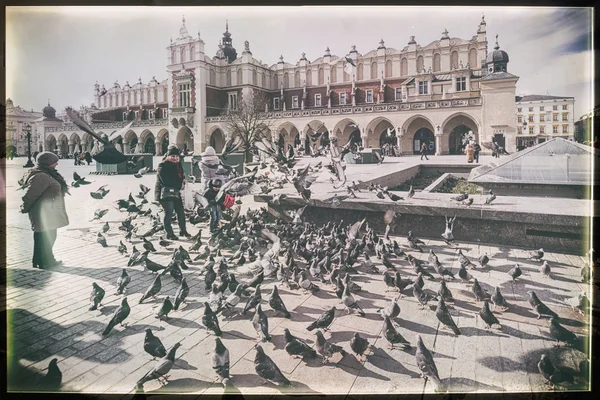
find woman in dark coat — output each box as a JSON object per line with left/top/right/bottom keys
{"left": 84, "top": 151, "right": 92, "bottom": 165}
{"left": 155, "top": 146, "right": 191, "bottom": 240}
{"left": 20, "top": 152, "right": 70, "bottom": 268}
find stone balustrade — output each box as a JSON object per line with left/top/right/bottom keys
{"left": 45, "top": 118, "right": 169, "bottom": 132}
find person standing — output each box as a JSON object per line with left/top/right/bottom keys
{"left": 199, "top": 146, "right": 227, "bottom": 190}
{"left": 420, "top": 142, "right": 429, "bottom": 160}
{"left": 473, "top": 142, "right": 481, "bottom": 163}
{"left": 465, "top": 142, "right": 475, "bottom": 163}
{"left": 84, "top": 151, "right": 92, "bottom": 165}
{"left": 155, "top": 146, "right": 191, "bottom": 240}
{"left": 20, "top": 152, "right": 69, "bottom": 269}
{"left": 492, "top": 140, "right": 500, "bottom": 158}
{"left": 73, "top": 151, "right": 80, "bottom": 166}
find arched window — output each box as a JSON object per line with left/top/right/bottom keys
{"left": 417, "top": 55, "right": 424, "bottom": 72}
{"left": 154, "top": 89, "right": 158, "bottom": 103}
{"left": 115, "top": 94, "right": 119, "bottom": 107}
{"left": 451, "top": 51, "right": 459, "bottom": 69}
{"left": 226, "top": 70, "right": 232, "bottom": 86}
{"left": 237, "top": 69, "right": 243, "bottom": 85}
{"left": 306, "top": 69, "right": 312, "bottom": 86}
{"left": 180, "top": 48, "right": 185, "bottom": 63}
{"left": 370, "top": 62, "right": 377, "bottom": 80}
{"left": 210, "top": 69, "right": 216, "bottom": 85}
{"left": 343, "top": 67, "right": 350, "bottom": 82}
{"left": 163, "top": 88, "right": 168, "bottom": 103}
{"left": 295, "top": 71, "right": 301, "bottom": 87}
{"left": 260, "top": 71, "right": 265, "bottom": 87}
{"left": 401, "top": 58, "right": 408, "bottom": 76}
{"left": 433, "top": 53, "right": 441, "bottom": 72}
{"left": 283, "top": 72, "right": 289, "bottom": 88}
{"left": 385, "top": 60, "right": 392, "bottom": 78}
{"left": 357, "top": 63, "right": 364, "bottom": 80}
{"left": 318, "top": 68, "right": 324, "bottom": 85}
{"left": 252, "top": 69, "right": 257, "bottom": 85}
{"left": 468, "top": 48, "right": 477, "bottom": 68}
{"left": 330, "top": 66, "right": 337, "bottom": 83}
{"left": 273, "top": 74, "right": 278, "bottom": 89}
{"left": 190, "top": 45, "right": 195, "bottom": 61}
{"left": 171, "top": 49, "right": 176, "bottom": 64}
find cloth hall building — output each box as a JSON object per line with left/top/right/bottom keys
{"left": 39, "top": 15, "right": 521, "bottom": 157}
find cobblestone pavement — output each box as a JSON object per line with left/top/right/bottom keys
{"left": 3, "top": 156, "right": 592, "bottom": 397}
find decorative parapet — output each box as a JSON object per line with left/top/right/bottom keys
{"left": 205, "top": 97, "right": 482, "bottom": 123}
{"left": 45, "top": 118, "right": 168, "bottom": 133}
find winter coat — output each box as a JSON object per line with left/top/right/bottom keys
{"left": 84, "top": 152, "right": 92, "bottom": 163}
{"left": 465, "top": 144, "right": 475, "bottom": 162}
{"left": 155, "top": 160, "right": 185, "bottom": 201}
{"left": 200, "top": 157, "right": 230, "bottom": 190}
{"left": 21, "top": 171, "right": 69, "bottom": 232}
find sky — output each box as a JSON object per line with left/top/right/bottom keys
{"left": 6, "top": 6, "right": 595, "bottom": 119}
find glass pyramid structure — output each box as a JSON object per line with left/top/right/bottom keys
{"left": 468, "top": 138, "right": 596, "bottom": 185}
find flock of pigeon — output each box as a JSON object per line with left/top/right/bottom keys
{"left": 27, "top": 137, "right": 593, "bottom": 395}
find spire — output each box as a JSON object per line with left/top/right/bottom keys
{"left": 48, "top": 99, "right": 50, "bottom": 106}
{"left": 481, "top": 12, "right": 486, "bottom": 24}
{"left": 178, "top": 15, "right": 190, "bottom": 39}
{"left": 494, "top": 34, "right": 499, "bottom": 50}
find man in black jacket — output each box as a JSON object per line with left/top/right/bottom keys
{"left": 155, "top": 146, "right": 191, "bottom": 240}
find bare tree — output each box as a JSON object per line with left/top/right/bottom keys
{"left": 221, "top": 90, "right": 276, "bottom": 162}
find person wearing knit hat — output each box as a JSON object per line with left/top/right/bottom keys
{"left": 155, "top": 146, "right": 191, "bottom": 240}
{"left": 200, "top": 146, "right": 230, "bottom": 190}
{"left": 20, "top": 151, "right": 69, "bottom": 269}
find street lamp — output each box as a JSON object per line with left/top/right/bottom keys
{"left": 23, "top": 123, "right": 34, "bottom": 168}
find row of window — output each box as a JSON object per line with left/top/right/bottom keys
{"left": 519, "top": 125, "right": 570, "bottom": 134}
{"left": 121, "top": 109, "right": 169, "bottom": 121}
{"left": 517, "top": 104, "right": 569, "bottom": 112}
{"left": 102, "top": 88, "right": 167, "bottom": 108}
{"left": 171, "top": 46, "right": 196, "bottom": 64}
{"left": 519, "top": 113, "right": 570, "bottom": 123}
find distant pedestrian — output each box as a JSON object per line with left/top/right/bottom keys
{"left": 465, "top": 142, "right": 475, "bottom": 163}
{"left": 420, "top": 142, "right": 429, "bottom": 160}
{"left": 474, "top": 142, "right": 481, "bottom": 163}
{"left": 84, "top": 151, "right": 92, "bottom": 165}
{"left": 73, "top": 151, "right": 80, "bottom": 166}
{"left": 20, "top": 152, "right": 69, "bottom": 269}
{"left": 492, "top": 140, "right": 500, "bottom": 158}
{"left": 155, "top": 146, "right": 191, "bottom": 240}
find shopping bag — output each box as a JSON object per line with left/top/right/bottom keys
{"left": 183, "top": 184, "right": 195, "bottom": 210}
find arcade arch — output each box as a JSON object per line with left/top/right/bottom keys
{"left": 402, "top": 116, "right": 435, "bottom": 155}
{"left": 177, "top": 126, "right": 194, "bottom": 153}
{"left": 156, "top": 129, "right": 169, "bottom": 156}
{"left": 442, "top": 113, "right": 479, "bottom": 155}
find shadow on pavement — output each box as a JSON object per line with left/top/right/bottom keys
{"left": 440, "top": 377, "right": 505, "bottom": 392}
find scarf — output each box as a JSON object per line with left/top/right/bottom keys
{"left": 165, "top": 159, "right": 185, "bottom": 181}
{"left": 24, "top": 165, "right": 70, "bottom": 195}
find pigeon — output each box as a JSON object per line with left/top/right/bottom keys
{"left": 385, "top": 191, "right": 403, "bottom": 202}
{"left": 127, "top": 246, "right": 144, "bottom": 267}
{"left": 102, "top": 297, "right": 130, "bottom": 336}
{"left": 413, "top": 284, "right": 436, "bottom": 309}
{"left": 212, "top": 338, "right": 232, "bottom": 388}
{"left": 254, "top": 345, "right": 290, "bottom": 386}
{"left": 450, "top": 193, "right": 468, "bottom": 202}
{"left": 298, "top": 270, "right": 320, "bottom": 293}
{"left": 538, "top": 353, "right": 575, "bottom": 390}
{"left": 90, "top": 185, "right": 110, "bottom": 199}
{"left": 134, "top": 166, "right": 150, "bottom": 178}
{"left": 415, "top": 335, "right": 443, "bottom": 392}
{"left": 565, "top": 291, "right": 589, "bottom": 315}
{"left": 548, "top": 317, "right": 578, "bottom": 347}
{"left": 458, "top": 249, "right": 476, "bottom": 269}
{"left": 144, "top": 257, "right": 167, "bottom": 273}
{"left": 89, "top": 282, "right": 105, "bottom": 311}
{"left": 144, "top": 329, "right": 167, "bottom": 360}
{"left": 432, "top": 258, "right": 455, "bottom": 280}
{"left": 284, "top": 328, "right": 317, "bottom": 358}
{"left": 202, "top": 302, "right": 222, "bottom": 336}
{"left": 436, "top": 297, "right": 461, "bottom": 335}
{"left": 394, "top": 271, "right": 412, "bottom": 293}
{"left": 378, "top": 297, "right": 401, "bottom": 319}
{"left": 350, "top": 332, "right": 369, "bottom": 359}
{"left": 479, "top": 300, "right": 502, "bottom": 329}
{"left": 116, "top": 269, "right": 131, "bottom": 295}
{"left": 96, "top": 232, "right": 108, "bottom": 248}
{"left": 163, "top": 261, "right": 183, "bottom": 283}
{"left": 143, "top": 238, "right": 157, "bottom": 253}
{"left": 268, "top": 285, "right": 291, "bottom": 318}
{"left": 90, "top": 209, "right": 109, "bottom": 221}
{"left": 491, "top": 286, "right": 509, "bottom": 311}
{"left": 307, "top": 307, "right": 336, "bottom": 331}
{"left": 528, "top": 291, "right": 558, "bottom": 319}
{"left": 529, "top": 248, "right": 544, "bottom": 261}
{"left": 507, "top": 264, "right": 522, "bottom": 281}
{"left": 156, "top": 296, "right": 174, "bottom": 320}
{"left": 315, "top": 330, "right": 346, "bottom": 364}
{"left": 407, "top": 185, "right": 415, "bottom": 198}
{"left": 484, "top": 191, "right": 496, "bottom": 205}
{"left": 173, "top": 278, "right": 190, "bottom": 310}
{"left": 37, "top": 358, "right": 62, "bottom": 390}
{"left": 204, "top": 264, "right": 217, "bottom": 291}
{"left": 242, "top": 284, "right": 262, "bottom": 315}
{"left": 159, "top": 236, "right": 173, "bottom": 249}
{"left": 342, "top": 282, "right": 365, "bottom": 316}
{"left": 458, "top": 264, "right": 473, "bottom": 283}
{"left": 580, "top": 264, "right": 590, "bottom": 283}
{"left": 72, "top": 171, "right": 91, "bottom": 186}
{"left": 478, "top": 254, "right": 490, "bottom": 268}
{"left": 136, "top": 342, "right": 181, "bottom": 388}
{"left": 437, "top": 280, "right": 454, "bottom": 302}
{"left": 253, "top": 304, "right": 271, "bottom": 342}
{"left": 540, "top": 260, "right": 552, "bottom": 279}
{"left": 471, "top": 279, "right": 489, "bottom": 302}
{"left": 117, "top": 240, "right": 128, "bottom": 255}
{"left": 139, "top": 275, "right": 161, "bottom": 304}
{"left": 462, "top": 198, "right": 473, "bottom": 207}
{"left": 101, "top": 222, "right": 110, "bottom": 233}
{"left": 383, "top": 316, "right": 411, "bottom": 349}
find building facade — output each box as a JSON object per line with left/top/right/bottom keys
{"left": 38, "top": 14, "right": 522, "bottom": 156}
{"left": 514, "top": 95, "right": 575, "bottom": 149}
{"left": 5, "top": 98, "right": 43, "bottom": 156}
{"left": 574, "top": 106, "right": 599, "bottom": 144}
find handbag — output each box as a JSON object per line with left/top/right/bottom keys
{"left": 161, "top": 186, "right": 181, "bottom": 200}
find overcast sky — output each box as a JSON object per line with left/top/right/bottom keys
{"left": 6, "top": 6, "right": 594, "bottom": 118}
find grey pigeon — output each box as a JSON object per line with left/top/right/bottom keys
{"left": 540, "top": 260, "right": 552, "bottom": 279}
{"left": 383, "top": 316, "right": 411, "bottom": 349}
{"left": 350, "top": 332, "right": 369, "bottom": 359}
{"left": 136, "top": 342, "right": 181, "bottom": 388}
{"left": 484, "top": 191, "right": 496, "bottom": 205}
{"left": 144, "top": 329, "right": 167, "bottom": 360}
{"left": 116, "top": 269, "right": 131, "bottom": 295}
{"left": 478, "top": 254, "right": 490, "bottom": 268}
{"left": 450, "top": 193, "right": 468, "bottom": 202}
{"left": 548, "top": 317, "right": 578, "bottom": 347}
{"left": 268, "top": 285, "right": 291, "bottom": 318}
{"left": 528, "top": 291, "right": 558, "bottom": 319}
{"left": 202, "top": 302, "right": 222, "bottom": 336}
{"left": 253, "top": 304, "right": 271, "bottom": 342}
{"left": 307, "top": 307, "right": 336, "bottom": 331}
{"left": 566, "top": 291, "right": 589, "bottom": 315}
{"left": 156, "top": 296, "right": 174, "bottom": 320}
{"left": 254, "top": 345, "right": 290, "bottom": 386}
{"left": 413, "top": 284, "right": 436, "bottom": 309}
{"left": 437, "top": 280, "right": 454, "bottom": 302}
{"left": 102, "top": 222, "right": 110, "bottom": 233}
{"left": 102, "top": 297, "right": 130, "bottom": 336}
{"left": 507, "top": 264, "right": 522, "bottom": 281}
{"left": 415, "top": 335, "right": 443, "bottom": 392}
{"left": 458, "top": 264, "right": 473, "bottom": 283}
{"left": 242, "top": 284, "right": 262, "bottom": 315}
{"left": 91, "top": 208, "right": 109, "bottom": 221}
{"left": 212, "top": 338, "right": 232, "bottom": 388}
{"left": 491, "top": 286, "right": 509, "bottom": 311}
{"left": 529, "top": 248, "right": 544, "bottom": 261}
{"left": 173, "top": 278, "right": 189, "bottom": 310}
{"left": 139, "top": 275, "right": 161, "bottom": 304}
{"left": 143, "top": 237, "right": 157, "bottom": 253}
{"left": 471, "top": 279, "right": 489, "bottom": 302}
{"left": 479, "top": 300, "right": 501, "bottom": 329}
{"left": 144, "top": 256, "right": 167, "bottom": 273}
{"left": 89, "top": 282, "right": 105, "bottom": 311}
{"left": 97, "top": 232, "right": 108, "bottom": 248}
{"left": 284, "top": 328, "right": 317, "bottom": 359}
{"left": 37, "top": 358, "right": 62, "bottom": 390}
{"left": 315, "top": 330, "right": 346, "bottom": 364}
{"left": 378, "top": 297, "right": 401, "bottom": 320}
{"left": 117, "top": 240, "right": 128, "bottom": 255}
{"left": 407, "top": 185, "right": 415, "bottom": 198}
{"left": 342, "top": 282, "right": 365, "bottom": 316}
{"left": 538, "top": 353, "right": 574, "bottom": 390}
{"left": 435, "top": 297, "right": 460, "bottom": 335}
